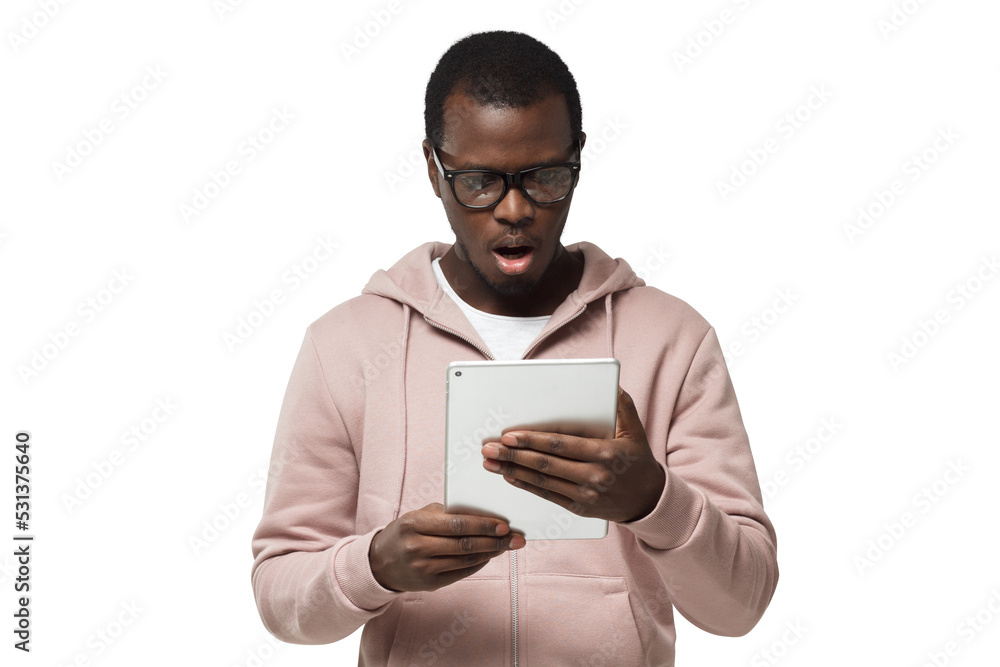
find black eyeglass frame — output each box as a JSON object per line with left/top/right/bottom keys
{"left": 430, "top": 139, "right": 582, "bottom": 209}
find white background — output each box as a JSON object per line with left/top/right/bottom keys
{"left": 2, "top": 1, "right": 999, "bottom": 665}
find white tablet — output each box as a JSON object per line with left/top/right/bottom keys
{"left": 444, "top": 358, "right": 620, "bottom": 540}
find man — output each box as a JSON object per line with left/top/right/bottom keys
{"left": 251, "top": 30, "right": 777, "bottom": 666}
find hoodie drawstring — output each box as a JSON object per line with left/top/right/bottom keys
{"left": 604, "top": 292, "right": 614, "bottom": 359}
{"left": 392, "top": 303, "right": 411, "bottom": 520}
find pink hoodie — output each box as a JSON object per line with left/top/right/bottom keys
{"left": 250, "top": 241, "right": 778, "bottom": 666}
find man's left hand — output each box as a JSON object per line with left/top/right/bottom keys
{"left": 480, "top": 387, "right": 666, "bottom": 523}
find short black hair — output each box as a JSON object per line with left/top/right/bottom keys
{"left": 424, "top": 30, "right": 582, "bottom": 148}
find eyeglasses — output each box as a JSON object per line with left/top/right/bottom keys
{"left": 430, "top": 139, "right": 582, "bottom": 209}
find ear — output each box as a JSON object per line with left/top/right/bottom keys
{"left": 577, "top": 131, "right": 587, "bottom": 181}
{"left": 422, "top": 139, "right": 442, "bottom": 199}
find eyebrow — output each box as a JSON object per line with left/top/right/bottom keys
{"left": 443, "top": 144, "right": 577, "bottom": 172}
{"left": 459, "top": 158, "right": 562, "bottom": 171}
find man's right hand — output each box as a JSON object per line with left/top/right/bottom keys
{"left": 368, "top": 502, "right": 526, "bottom": 592}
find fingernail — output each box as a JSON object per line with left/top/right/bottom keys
{"left": 482, "top": 443, "right": 499, "bottom": 458}
{"left": 509, "top": 535, "right": 526, "bottom": 549}
{"left": 501, "top": 433, "right": 518, "bottom": 447}
{"left": 495, "top": 523, "right": 509, "bottom": 536}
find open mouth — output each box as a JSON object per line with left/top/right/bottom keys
{"left": 494, "top": 246, "right": 532, "bottom": 260}
{"left": 491, "top": 244, "right": 536, "bottom": 275}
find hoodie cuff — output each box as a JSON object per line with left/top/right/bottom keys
{"left": 618, "top": 464, "right": 704, "bottom": 550}
{"left": 333, "top": 528, "right": 401, "bottom": 611}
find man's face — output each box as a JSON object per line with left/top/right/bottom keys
{"left": 423, "top": 92, "right": 584, "bottom": 302}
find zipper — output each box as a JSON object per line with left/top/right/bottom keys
{"left": 519, "top": 305, "right": 586, "bottom": 359}
{"left": 426, "top": 314, "right": 521, "bottom": 660}
{"left": 423, "top": 317, "right": 495, "bottom": 360}
{"left": 511, "top": 551, "right": 519, "bottom": 667}
{"left": 424, "top": 308, "right": 589, "bottom": 666}
{"left": 512, "top": 303, "right": 588, "bottom": 664}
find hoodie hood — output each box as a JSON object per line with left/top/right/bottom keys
{"left": 362, "top": 241, "right": 643, "bottom": 315}
{"left": 361, "top": 240, "right": 645, "bottom": 361}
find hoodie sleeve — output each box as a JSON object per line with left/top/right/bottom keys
{"left": 250, "top": 328, "right": 401, "bottom": 644}
{"left": 619, "top": 326, "right": 778, "bottom": 637}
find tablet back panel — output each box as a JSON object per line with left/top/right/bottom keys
{"left": 444, "top": 358, "right": 619, "bottom": 540}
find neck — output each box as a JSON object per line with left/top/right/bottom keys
{"left": 441, "top": 244, "right": 583, "bottom": 317}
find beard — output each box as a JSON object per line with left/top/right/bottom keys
{"left": 457, "top": 237, "right": 558, "bottom": 298}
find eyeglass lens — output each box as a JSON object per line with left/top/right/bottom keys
{"left": 453, "top": 167, "right": 575, "bottom": 206}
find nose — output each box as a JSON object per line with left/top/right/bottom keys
{"left": 492, "top": 183, "right": 535, "bottom": 226}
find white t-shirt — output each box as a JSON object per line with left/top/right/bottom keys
{"left": 432, "top": 257, "right": 550, "bottom": 361}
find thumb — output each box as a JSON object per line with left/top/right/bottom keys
{"left": 614, "top": 386, "right": 643, "bottom": 440}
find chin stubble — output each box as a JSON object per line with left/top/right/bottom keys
{"left": 458, "top": 238, "right": 552, "bottom": 298}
